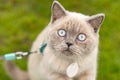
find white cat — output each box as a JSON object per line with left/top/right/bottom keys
{"left": 5, "top": 1, "right": 105, "bottom": 80}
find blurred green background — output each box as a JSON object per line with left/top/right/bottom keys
{"left": 0, "top": 0, "right": 120, "bottom": 80}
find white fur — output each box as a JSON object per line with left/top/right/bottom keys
{"left": 4, "top": 1, "right": 104, "bottom": 80}
{"left": 27, "top": 1, "right": 104, "bottom": 80}
{"left": 28, "top": 12, "right": 98, "bottom": 80}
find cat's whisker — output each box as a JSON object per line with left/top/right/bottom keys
{"left": 70, "top": 47, "right": 82, "bottom": 55}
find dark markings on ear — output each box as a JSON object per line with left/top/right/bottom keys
{"left": 51, "top": 1, "right": 66, "bottom": 23}
{"left": 87, "top": 14, "right": 105, "bottom": 33}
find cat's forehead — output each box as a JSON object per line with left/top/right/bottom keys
{"left": 63, "top": 18, "right": 84, "bottom": 30}
{"left": 54, "top": 17, "right": 92, "bottom": 34}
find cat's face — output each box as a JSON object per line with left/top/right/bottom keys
{"left": 47, "top": 1, "right": 105, "bottom": 59}
{"left": 48, "top": 17, "right": 97, "bottom": 58}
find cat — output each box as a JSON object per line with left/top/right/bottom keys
{"left": 4, "top": 0, "right": 105, "bottom": 80}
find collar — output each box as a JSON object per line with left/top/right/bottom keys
{"left": 39, "top": 42, "right": 47, "bottom": 55}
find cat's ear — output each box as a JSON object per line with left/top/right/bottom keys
{"left": 87, "top": 14, "right": 105, "bottom": 33}
{"left": 51, "top": 0, "right": 66, "bottom": 23}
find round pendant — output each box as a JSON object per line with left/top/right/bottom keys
{"left": 66, "top": 62, "right": 79, "bottom": 78}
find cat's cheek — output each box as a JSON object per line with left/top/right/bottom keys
{"left": 75, "top": 41, "right": 87, "bottom": 50}
{"left": 83, "top": 41, "right": 97, "bottom": 54}
{"left": 47, "top": 35, "right": 56, "bottom": 48}
{"left": 74, "top": 41, "right": 92, "bottom": 55}
{"left": 48, "top": 35, "right": 62, "bottom": 50}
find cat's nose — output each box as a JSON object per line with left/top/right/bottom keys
{"left": 66, "top": 42, "right": 73, "bottom": 47}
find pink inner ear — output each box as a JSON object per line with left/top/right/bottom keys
{"left": 52, "top": 1, "right": 66, "bottom": 23}
{"left": 88, "top": 14, "right": 104, "bottom": 33}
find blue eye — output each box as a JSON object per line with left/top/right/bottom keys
{"left": 78, "top": 33, "right": 86, "bottom": 41}
{"left": 58, "top": 29, "right": 66, "bottom": 37}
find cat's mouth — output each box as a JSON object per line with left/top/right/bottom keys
{"left": 62, "top": 48, "right": 73, "bottom": 56}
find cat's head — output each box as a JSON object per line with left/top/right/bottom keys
{"left": 47, "top": 1, "right": 105, "bottom": 59}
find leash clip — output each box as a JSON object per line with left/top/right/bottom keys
{"left": 15, "top": 52, "right": 28, "bottom": 59}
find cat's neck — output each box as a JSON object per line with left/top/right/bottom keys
{"left": 42, "top": 46, "right": 74, "bottom": 74}
{"left": 42, "top": 45, "right": 98, "bottom": 74}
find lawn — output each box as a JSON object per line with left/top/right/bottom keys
{"left": 0, "top": 0, "right": 120, "bottom": 80}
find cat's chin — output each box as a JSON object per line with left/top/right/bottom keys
{"left": 61, "top": 50, "right": 73, "bottom": 56}
{"left": 53, "top": 49, "right": 73, "bottom": 56}
{"left": 62, "top": 51, "right": 73, "bottom": 56}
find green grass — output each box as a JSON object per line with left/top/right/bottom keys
{"left": 0, "top": 0, "right": 120, "bottom": 80}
